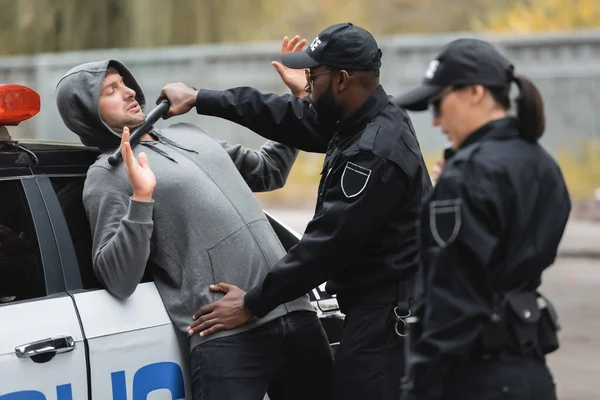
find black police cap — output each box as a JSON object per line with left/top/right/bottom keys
{"left": 280, "top": 22, "right": 382, "bottom": 71}
{"left": 395, "top": 38, "right": 515, "bottom": 111}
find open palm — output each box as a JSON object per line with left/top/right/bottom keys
{"left": 120, "top": 127, "right": 156, "bottom": 201}
{"left": 272, "top": 35, "right": 308, "bottom": 98}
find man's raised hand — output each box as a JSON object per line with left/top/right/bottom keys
{"left": 120, "top": 127, "right": 156, "bottom": 202}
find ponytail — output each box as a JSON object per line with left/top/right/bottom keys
{"left": 513, "top": 75, "right": 545, "bottom": 142}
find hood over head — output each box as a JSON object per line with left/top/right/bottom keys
{"left": 55, "top": 59, "right": 146, "bottom": 149}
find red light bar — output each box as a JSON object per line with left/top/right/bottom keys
{"left": 0, "top": 85, "right": 41, "bottom": 126}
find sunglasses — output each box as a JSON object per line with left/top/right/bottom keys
{"left": 304, "top": 69, "right": 357, "bottom": 92}
{"left": 429, "top": 86, "right": 462, "bottom": 118}
{"left": 305, "top": 69, "right": 332, "bottom": 90}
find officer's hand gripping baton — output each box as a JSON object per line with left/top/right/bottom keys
{"left": 107, "top": 99, "right": 171, "bottom": 166}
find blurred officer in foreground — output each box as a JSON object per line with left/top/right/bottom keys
{"left": 159, "top": 23, "right": 432, "bottom": 400}
{"left": 394, "top": 38, "right": 571, "bottom": 400}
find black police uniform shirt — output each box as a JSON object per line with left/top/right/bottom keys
{"left": 195, "top": 86, "right": 432, "bottom": 315}
{"left": 403, "top": 117, "right": 571, "bottom": 400}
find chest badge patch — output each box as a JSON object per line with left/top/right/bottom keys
{"left": 429, "top": 199, "right": 462, "bottom": 247}
{"left": 341, "top": 162, "right": 371, "bottom": 198}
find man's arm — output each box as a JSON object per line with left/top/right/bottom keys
{"left": 158, "top": 83, "right": 332, "bottom": 153}
{"left": 219, "top": 139, "right": 299, "bottom": 192}
{"left": 244, "top": 151, "right": 407, "bottom": 317}
{"left": 83, "top": 166, "right": 154, "bottom": 299}
{"left": 83, "top": 128, "right": 157, "bottom": 299}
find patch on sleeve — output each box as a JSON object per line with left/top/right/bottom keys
{"left": 341, "top": 162, "right": 372, "bottom": 198}
{"left": 429, "top": 199, "right": 462, "bottom": 247}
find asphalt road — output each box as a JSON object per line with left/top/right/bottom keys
{"left": 266, "top": 209, "right": 600, "bottom": 400}
{"left": 543, "top": 257, "right": 600, "bottom": 400}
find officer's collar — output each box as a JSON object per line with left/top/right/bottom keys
{"left": 459, "top": 116, "right": 519, "bottom": 150}
{"left": 335, "top": 85, "right": 389, "bottom": 136}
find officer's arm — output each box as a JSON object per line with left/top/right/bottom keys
{"left": 244, "top": 151, "right": 407, "bottom": 317}
{"left": 402, "top": 171, "right": 506, "bottom": 400}
{"left": 195, "top": 87, "right": 332, "bottom": 153}
{"left": 219, "top": 139, "right": 299, "bottom": 192}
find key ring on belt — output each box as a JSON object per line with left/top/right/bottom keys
{"left": 393, "top": 307, "right": 411, "bottom": 337}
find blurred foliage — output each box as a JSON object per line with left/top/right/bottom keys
{"left": 1, "top": 0, "right": 598, "bottom": 206}
{"left": 556, "top": 140, "right": 600, "bottom": 200}
{"left": 472, "top": 0, "right": 600, "bottom": 32}
{"left": 0, "top": 0, "right": 507, "bottom": 56}
{"left": 0, "top": 0, "right": 596, "bottom": 56}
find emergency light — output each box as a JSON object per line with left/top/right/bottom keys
{"left": 0, "top": 84, "right": 41, "bottom": 127}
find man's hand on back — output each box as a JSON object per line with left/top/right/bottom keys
{"left": 272, "top": 35, "right": 308, "bottom": 98}
{"left": 188, "top": 283, "right": 254, "bottom": 337}
{"left": 157, "top": 83, "right": 199, "bottom": 119}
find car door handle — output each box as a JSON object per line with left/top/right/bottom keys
{"left": 15, "top": 336, "right": 75, "bottom": 358}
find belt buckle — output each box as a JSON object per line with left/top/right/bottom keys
{"left": 393, "top": 307, "right": 411, "bottom": 337}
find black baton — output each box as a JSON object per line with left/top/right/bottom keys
{"left": 107, "top": 99, "right": 171, "bottom": 166}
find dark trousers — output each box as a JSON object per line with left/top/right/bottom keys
{"left": 190, "top": 310, "right": 334, "bottom": 400}
{"left": 444, "top": 354, "right": 557, "bottom": 400}
{"left": 333, "top": 303, "right": 405, "bottom": 400}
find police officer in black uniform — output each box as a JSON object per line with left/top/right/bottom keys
{"left": 394, "top": 38, "right": 571, "bottom": 400}
{"left": 159, "top": 22, "right": 432, "bottom": 400}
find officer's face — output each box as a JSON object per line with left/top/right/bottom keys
{"left": 305, "top": 66, "right": 343, "bottom": 126}
{"left": 99, "top": 68, "right": 146, "bottom": 133}
{"left": 432, "top": 85, "right": 503, "bottom": 149}
{"left": 431, "top": 86, "right": 474, "bottom": 149}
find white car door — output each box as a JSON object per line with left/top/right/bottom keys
{"left": 71, "top": 283, "right": 192, "bottom": 400}
{"left": 0, "top": 179, "right": 87, "bottom": 399}
{"left": 0, "top": 296, "right": 87, "bottom": 399}
{"left": 44, "top": 176, "right": 192, "bottom": 399}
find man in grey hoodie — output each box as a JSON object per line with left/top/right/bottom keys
{"left": 55, "top": 59, "right": 333, "bottom": 400}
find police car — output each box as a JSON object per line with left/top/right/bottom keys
{"left": 0, "top": 85, "right": 342, "bottom": 399}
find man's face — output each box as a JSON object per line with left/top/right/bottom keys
{"left": 98, "top": 68, "right": 145, "bottom": 132}
{"left": 305, "top": 66, "right": 343, "bottom": 126}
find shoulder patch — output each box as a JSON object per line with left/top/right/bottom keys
{"left": 341, "top": 162, "right": 372, "bottom": 198}
{"left": 429, "top": 199, "right": 462, "bottom": 247}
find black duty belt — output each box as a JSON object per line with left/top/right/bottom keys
{"left": 335, "top": 280, "right": 412, "bottom": 337}
{"left": 336, "top": 280, "right": 410, "bottom": 311}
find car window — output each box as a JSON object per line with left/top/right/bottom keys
{"left": 50, "top": 177, "right": 153, "bottom": 290}
{"left": 0, "top": 180, "right": 46, "bottom": 304}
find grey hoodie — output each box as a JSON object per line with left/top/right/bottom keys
{"left": 55, "top": 60, "right": 314, "bottom": 350}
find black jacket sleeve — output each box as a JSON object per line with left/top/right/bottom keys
{"left": 402, "top": 170, "right": 505, "bottom": 400}
{"left": 244, "top": 151, "right": 407, "bottom": 317}
{"left": 196, "top": 87, "right": 333, "bottom": 153}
